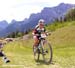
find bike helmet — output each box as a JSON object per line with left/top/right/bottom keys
{"left": 38, "top": 19, "right": 45, "bottom": 23}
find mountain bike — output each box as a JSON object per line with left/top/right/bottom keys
{"left": 33, "top": 33, "right": 52, "bottom": 64}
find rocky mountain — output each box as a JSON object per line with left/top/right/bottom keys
{"left": 0, "top": 20, "right": 8, "bottom": 31}
{"left": 0, "top": 3, "right": 75, "bottom": 37}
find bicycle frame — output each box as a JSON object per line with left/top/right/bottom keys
{"left": 39, "top": 38, "right": 45, "bottom": 47}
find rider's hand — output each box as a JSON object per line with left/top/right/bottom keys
{"left": 33, "top": 34, "right": 39, "bottom": 36}
{"left": 35, "top": 34, "right": 39, "bottom": 36}
{"left": 46, "top": 32, "right": 51, "bottom": 36}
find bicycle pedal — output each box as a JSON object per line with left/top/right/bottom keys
{"left": 46, "top": 50, "right": 48, "bottom": 53}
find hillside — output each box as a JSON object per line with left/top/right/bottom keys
{"left": 49, "top": 25, "right": 75, "bottom": 68}
{"left": 0, "top": 21, "right": 75, "bottom": 68}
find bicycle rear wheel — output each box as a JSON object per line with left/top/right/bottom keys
{"left": 41, "top": 40, "right": 52, "bottom": 64}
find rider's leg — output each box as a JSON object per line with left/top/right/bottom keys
{"left": 33, "top": 36, "right": 39, "bottom": 47}
{"left": 0, "top": 50, "right": 4, "bottom": 57}
{"left": 33, "top": 37, "right": 39, "bottom": 54}
{"left": 0, "top": 50, "right": 10, "bottom": 63}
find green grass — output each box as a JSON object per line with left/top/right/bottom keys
{"left": 0, "top": 40, "right": 54, "bottom": 68}
{"left": 49, "top": 25, "right": 75, "bottom": 68}
{"left": 0, "top": 21, "right": 75, "bottom": 68}
{"left": 46, "top": 21, "right": 75, "bottom": 31}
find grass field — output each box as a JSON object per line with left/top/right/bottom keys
{"left": 49, "top": 25, "right": 75, "bottom": 68}
{"left": 0, "top": 22, "right": 75, "bottom": 68}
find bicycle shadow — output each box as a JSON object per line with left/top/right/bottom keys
{"left": 35, "top": 60, "right": 55, "bottom": 65}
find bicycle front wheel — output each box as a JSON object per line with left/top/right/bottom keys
{"left": 41, "top": 40, "right": 52, "bottom": 64}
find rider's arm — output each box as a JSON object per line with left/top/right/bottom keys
{"left": 44, "top": 27, "right": 51, "bottom": 36}
{"left": 32, "top": 29, "right": 38, "bottom": 36}
{"left": 32, "top": 24, "right": 40, "bottom": 36}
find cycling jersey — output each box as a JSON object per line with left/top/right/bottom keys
{"left": 33, "top": 25, "right": 46, "bottom": 38}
